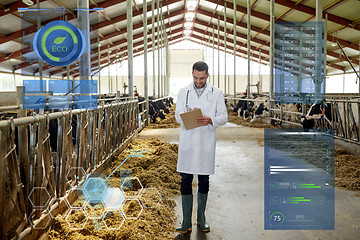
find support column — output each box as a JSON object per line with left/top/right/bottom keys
{"left": 259, "top": 49, "right": 262, "bottom": 93}
{"left": 324, "top": 13, "right": 328, "bottom": 93}
{"left": 224, "top": 2, "right": 227, "bottom": 95}
{"left": 77, "top": 0, "right": 91, "bottom": 80}
{"left": 157, "top": 0, "right": 160, "bottom": 98}
{"left": 269, "top": 0, "right": 275, "bottom": 104}
{"left": 298, "top": 29, "right": 303, "bottom": 96}
{"left": 164, "top": 13, "right": 170, "bottom": 96}
{"left": 343, "top": 70, "right": 346, "bottom": 93}
{"left": 233, "top": 0, "right": 236, "bottom": 97}
{"left": 152, "top": 0, "right": 155, "bottom": 98}
{"left": 36, "top": 0, "right": 44, "bottom": 111}
{"left": 121, "top": 54, "right": 124, "bottom": 94}
{"left": 217, "top": 15, "right": 220, "bottom": 89}
{"left": 143, "top": 0, "right": 149, "bottom": 124}
{"left": 37, "top": 0, "right": 43, "bottom": 83}
{"left": 212, "top": 25, "right": 215, "bottom": 85}
{"left": 247, "top": 0, "right": 251, "bottom": 98}
{"left": 97, "top": 36, "right": 101, "bottom": 94}
{"left": 65, "top": 12, "right": 70, "bottom": 87}
{"left": 12, "top": 69, "right": 16, "bottom": 90}
{"left": 160, "top": 4, "right": 163, "bottom": 97}
{"left": 166, "top": 37, "right": 170, "bottom": 96}
{"left": 116, "top": 50, "right": 118, "bottom": 92}
{"left": 315, "top": 0, "right": 323, "bottom": 101}
{"left": 127, "top": 0, "right": 134, "bottom": 97}
{"left": 108, "top": 44, "right": 111, "bottom": 93}
{"left": 161, "top": 5, "right": 165, "bottom": 97}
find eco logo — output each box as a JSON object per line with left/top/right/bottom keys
{"left": 33, "top": 20, "right": 86, "bottom": 67}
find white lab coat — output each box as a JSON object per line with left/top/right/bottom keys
{"left": 175, "top": 82, "right": 228, "bottom": 175}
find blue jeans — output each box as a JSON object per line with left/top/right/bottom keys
{"left": 180, "top": 173, "right": 209, "bottom": 195}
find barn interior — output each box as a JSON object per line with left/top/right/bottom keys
{"left": 0, "top": 0, "right": 359, "bottom": 239}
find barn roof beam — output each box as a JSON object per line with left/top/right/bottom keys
{"left": 70, "top": 32, "right": 183, "bottom": 78}
{"left": 10, "top": 6, "right": 186, "bottom": 71}
{"left": 273, "top": 0, "right": 360, "bottom": 31}
{"left": 51, "top": 24, "right": 184, "bottom": 77}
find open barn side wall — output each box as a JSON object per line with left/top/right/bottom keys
{"left": 96, "top": 75, "right": 164, "bottom": 97}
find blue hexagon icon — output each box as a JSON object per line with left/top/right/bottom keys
{"left": 83, "top": 177, "right": 108, "bottom": 204}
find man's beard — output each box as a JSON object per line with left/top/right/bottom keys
{"left": 194, "top": 82, "right": 206, "bottom": 89}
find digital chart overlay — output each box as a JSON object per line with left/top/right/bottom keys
{"left": 264, "top": 129, "right": 334, "bottom": 230}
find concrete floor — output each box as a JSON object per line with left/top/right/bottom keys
{"left": 138, "top": 123, "right": 360, "bottom": 240}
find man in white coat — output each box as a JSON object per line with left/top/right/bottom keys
{"left": 175, "top": 61, "right": 228, "bottom": 233}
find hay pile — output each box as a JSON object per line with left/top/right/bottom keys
{"left": 335, "top": 148, "right": 360, "bottom": 192}
{"left": 227, "top": 110, "right": 276, "bottom": 128}
{"left": 146, "top": 105, "right": 180, "bottom": 129}
{"left": 49, "top": 138, "right": 180, "bottom": 240}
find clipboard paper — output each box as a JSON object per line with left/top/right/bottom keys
{"left": 180, "top": 108, "right": 203, "bottom": 130}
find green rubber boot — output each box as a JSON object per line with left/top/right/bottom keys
{"left": 176, "top": 195, "right": 193, "bottom": 233}
{"left": 197, "top": 192, "right": 210, "bottom": 232}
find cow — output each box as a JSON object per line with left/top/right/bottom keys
{"left": 240, "top": 101, "right": 255, "bottom": 120}
{"left": 233, "top": 97, "right": 246, "bottom": 113}
{"left": 239, "top": 95, "right": 268, "bottom": 121}
{"left": 49, "top": 115, "right": 78, "bottom": 152}
{"left": 164, "top": 97, "right": 174, "bottom": 108}
{"left": 284, "top": 103, "right": 302, "bottom": 123}
{"left": 300, "top": 100, "right": 332, "bottom": 131}
{"left": 149, "top": 101, "right": 165, "bottom": 123}
{"left": 138, "top": 97, "right": 173, "bottom": 123}
{"left": 250, "top": 102, "right": 269, "bottom": 122}
{"left": 155, "top": 100, "right": 170, "bottom": 114}
{"left": 148, "top": 102, "right": 160, "bottom": 123}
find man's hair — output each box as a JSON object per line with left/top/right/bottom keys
{"left": 192, "top": 61, "right": 209, "bottom": 74}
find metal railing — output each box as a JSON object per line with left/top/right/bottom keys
{"left": 0, "top": 94, "right": 172, "bottom": 239}
{"left": 0, "top": 99, "right": 138, "bottom": 239}
{"left": 226, "top": 95, "right": 360, "bottom": 144}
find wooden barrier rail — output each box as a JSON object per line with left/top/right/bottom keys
{"left": 0, "top": 98, "right": 141, "bottom": 239}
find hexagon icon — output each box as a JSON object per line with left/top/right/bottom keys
{"left": 102, "top": 209, "right": 125, "bottom": 230}
{"left": 122, "top": 199, "right": 143, "bottom": 220}
{"left": 103, "top": 188, "right": 125, "bottom": 210}
{"left": 83, "top": 177, "right": 108, "bottom": 204}
{"left": 139, "top": 188, "right": 162, "bottom": 209}
{"left": 120, "top": 177, "right": 143, "bottom": 198}
{"left": 84, "top": 201, "right": 106, "bottom": 220}
{"left": 65, "top": 187, "right": 87, "bottom": 208}
{"left": 28, "top": 208, "right": 52, "bottom": 229}
{"left": 66, "top": 167, "right": 86, "bottom": 182}
{"left": 65, "top": 208, "right": 88, "bottom": 230}
{"left": 28, "top": 187, "right": 51, "bottom": 208}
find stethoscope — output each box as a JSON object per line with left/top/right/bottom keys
{"left": 185, "top": 86, "right": 214, "bottom": 112}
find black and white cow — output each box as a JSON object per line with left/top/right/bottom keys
{"left": 49, "top": 115, "right": 77, "bottom": 152}
{"left": 165, "top": 97, "right": 174, "bottom": 108}
{"left": 250, "top": 102, "right": 269, "bottom": 122}
{"left": 242, "top": 101, "right": 255, "bottom": 120}
{"left": 155, "top": 100, "right": 170, "bottom": 114}
{"left": 149, "top": 101, "right": 165, "bottom": 123}
{"left": 284, "top": 103, "right": 302, "bottom": 122}
{"left": 233, "top": 97, "right": 246, "bottom": 113}
{"left": 300, "top": 101, "right": 332, "bottom": 130}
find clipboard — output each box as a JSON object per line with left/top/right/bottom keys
{"left": 180, "top": 108, "right": 203, "bottom": 130}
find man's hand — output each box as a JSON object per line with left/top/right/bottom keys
{"left": 196, "top": 116, "right": 213, "bottom": 126}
